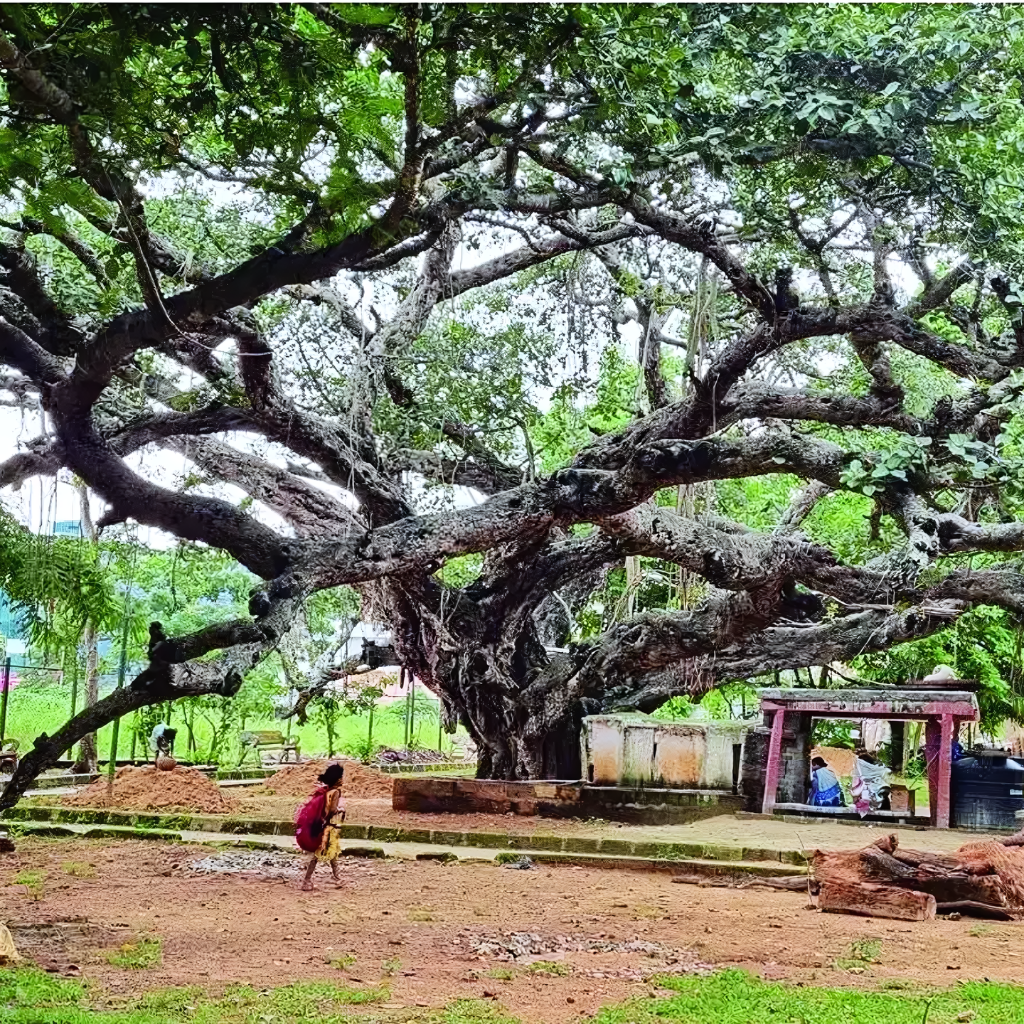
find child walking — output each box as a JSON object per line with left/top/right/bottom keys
{"left": 302, "top": 763, "right": 346, "bottom": 891}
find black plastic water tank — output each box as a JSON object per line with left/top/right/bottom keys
{"left": 951, "top": 752, "right": 1024, "bottom": 830}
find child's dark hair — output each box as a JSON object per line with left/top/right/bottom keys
{"left": 318, "top": 763, "right": 345, "bottom": 787}
{"left": 811, "top": 756, "right": 826, "bottom": 769}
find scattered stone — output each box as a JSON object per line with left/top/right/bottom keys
{"left": 463, "top": 930, "right": 714, "bottom": 978}
{"left": 190, "top": 851, "right": 303, "bottom": 878}
{"left": 501, "top": 856, "right": 535, "bottom": 871}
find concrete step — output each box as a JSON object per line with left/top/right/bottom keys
{"left": 2, "top": 820, "right": 805, "bottom": 879}
{"left": 2, "top": 804, "right": 808, "bottom": 866}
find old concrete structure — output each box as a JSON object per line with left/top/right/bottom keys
{"left": 581, "top": 714, "right": 752, "bottom": 791}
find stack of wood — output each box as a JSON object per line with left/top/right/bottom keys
{"left": 746, "top": 828, "right": 1024, "bottom": 919}
{"left": 806, "top": 833, "right": 1024, "bottom": 921}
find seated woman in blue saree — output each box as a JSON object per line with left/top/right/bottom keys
{"left": 808, "top": 756, "right": 844, "bottom": 807}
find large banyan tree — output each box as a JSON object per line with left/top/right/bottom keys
{"left": 4, "top": 4, "right": 1024, "bottom": 802}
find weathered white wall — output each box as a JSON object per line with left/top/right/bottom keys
{"left": 582, "top": 714, "right": 751, "bottom": 789}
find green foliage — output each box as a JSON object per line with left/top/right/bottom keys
{"left": 835, "top": 938, "right": 884, "bottom": 970}
{"left": 0, "top": 508, "right": 119, "bottom": 654}
{"left": 59, "top": 861, "right": 95, "bottom": 879}
{"left": 811, "top": 720, "right": 857, "bottom": 750}
{"left": 11, "top": 868, "right": 45, "bottom": 900}
{"left": 839, "top": 437, "right": 932, "bottom": 497}
{"left": 525, "top": 961, "right": 571, "bottom": 977}
{"left": 854, "top": 604, "right": 1024, "bottom": 731}
{"left": 8, "top": 3, "right": 1024, "bottom": 746}
{"left": 104, "top": 936, "right": 163, "bottom": 970}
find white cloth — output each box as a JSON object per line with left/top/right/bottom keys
{"left": 851, "top": 757, "right": 889, "bottom": 815}
{"left": 150, "top": 723, "right": 173, "bottom": 751}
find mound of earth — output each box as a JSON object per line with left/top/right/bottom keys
{"left": 811, "top": 745, "right": 857, "bottom": 779}
{"left": 62, "top": 765, "right": 239, "bottom": 814}
{"left": 262, "top": 758, "right": 393, "bottom": 799}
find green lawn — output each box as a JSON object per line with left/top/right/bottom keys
{"left": 3, "top": 684, "right": 465, "bottom": 769}
{"left": 4, "top": 966, "right": 1024, "bottom": 1024}
{"left": 0, "top": 968, "right": 509, "bottom": 1024}
{"left": 595, "top": 970, "right": 1024, "bottom": 1024}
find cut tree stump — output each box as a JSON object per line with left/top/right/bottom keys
{"left": 819, "top": 881, "right": 936, "bottom": 921}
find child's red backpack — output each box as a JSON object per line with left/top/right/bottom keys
{"left": 294, "top": 785, "right": 327, "bottom": 852}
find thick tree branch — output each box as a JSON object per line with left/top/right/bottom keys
{"left": 164, "top": 435, "right": 362, "bottom": 537}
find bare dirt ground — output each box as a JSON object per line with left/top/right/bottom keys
{"left": 3, "top": 836, "right": 1024, "bottom": 1023}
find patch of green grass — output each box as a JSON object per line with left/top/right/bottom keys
{"left": 260, "top": 979, "right": 390, "bottom": 1012}
{"left": 597, "top": 970, "right": 1024, "bottom": 1024}
{"left": 11, "top": 869, "right": 45, "bottom": 900}
{"left": 0, "top": 966, "right": 83, "bottom": 1008}
{"left": 483, "top": 966, "right": 517, "bottom": 980}
{"left": 408, "top": 906, "right": 436, "bottom": 922}
{"left": 969, "top": 924, "right": 993, "bottom": 938}
{"left": 834, "top": 936, "right": 883, "bottom": 970}
{"left": 7, "top": 963, "right": 1024, "bottom": 1024}
{"left": 524, "top": 960, "right": 570, "bottom": 977}
{"left": 325, "top": 952, "right": 356, "bottom": 969}
{"left": 104, "top": 936, "right": 163, "bottom": 969}
{"left": 0, "top": 967, "right": 389, "bottom": 1024}
{"left": 439, "top": 999, "right": 520, "bottom": 1024}
{"left": 60, "top": 861, "right": 95, "bottom": 879}
{"left": 381, "top": 955, "right": 402, "bottom": 975}
{"left": 880, "top": 979, "right": 916, "bottom": 991}
{"left": 493, "top": 851, "right": 524, "bottom": 865}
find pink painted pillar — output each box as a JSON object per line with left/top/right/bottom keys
{"left": 761, "top": 709, "right": 786, "bottom": 815}
{"left": 935, "top": 714, "right": 954, "bottom": 829}
{"left": 924, "top": 718, "right": 941, "bottom": 826}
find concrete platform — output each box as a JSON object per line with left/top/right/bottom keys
{"left": 393, "top": 775, "right": 743, "bottom": 825}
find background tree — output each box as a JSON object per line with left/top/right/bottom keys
{"left": 4, "top": 4, "right": 1024, "bottom": 803}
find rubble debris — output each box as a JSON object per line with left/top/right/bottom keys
{"left": 502, "top": 856, "right": 535, "bottom": 871}
{"left": 190, "top": 851, "right": 303, "bottom": 878}
{"left": 463, "top": 931, "right": 714, "bottom": 978}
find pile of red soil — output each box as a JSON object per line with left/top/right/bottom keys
{"left": 262, "top": 758, "right": 393, "bottom": 799}
{"left": 62, "top": 765, "right": 239, "bottom": 814}
{"left": 812, "top": 745, "right": 857, "bottom": 779}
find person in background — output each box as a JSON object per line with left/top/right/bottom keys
{"left": 150, "top": 722, "right": 177, "bottom": 765}
{"left": 851, "top": 748, "right": 891, "bottom": 814}
{"left": 808, "top": 756, "right": 844, "bottom": 807}
{"left": 302, "top": 763, "right": 346, "bottom": 891}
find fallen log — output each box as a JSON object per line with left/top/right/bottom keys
{"left": 936, "top": 900, "right": 1016, "bottom": 921}
{"left": 1000, "top": 829, "right": 1024, "bottom": 848}
{"left": 811, "top": 833, "right": 1022, "bottom": 917}
{"left": 889, "top": 848, "right": 961, "bottom": 872}
{"left": 738, "top": 875, "right": 817, "bottom": 892}
{"left": 819, "top": 881, "right": 936, "bottom": 921}
{"left": 910, "top": 872, "right": 1008, "bottom": 908}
